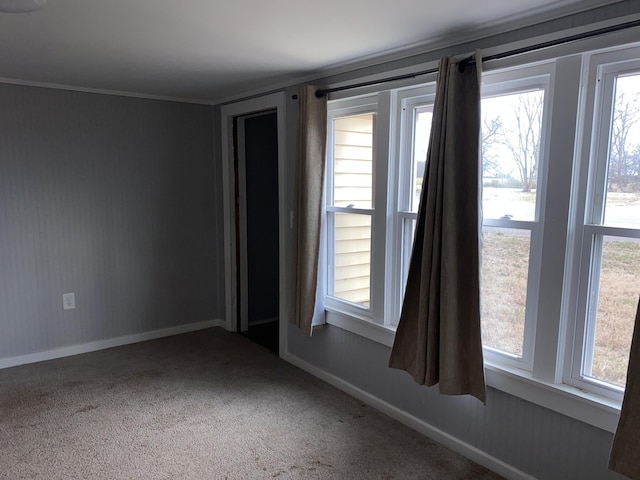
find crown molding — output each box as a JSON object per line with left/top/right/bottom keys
{"left": 0, "top": 76, "right": 216, "bottom": 105}
{"left": 0, "top": 0, "right": 630, "bottom": 106}
{"left": 212, "top": 0, "right": 629, "bottom": 105}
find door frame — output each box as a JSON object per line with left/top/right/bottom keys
{"left": 220, "top": 92, "right": 287, "bottom": 355}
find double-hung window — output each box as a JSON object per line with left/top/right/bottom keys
{"left": 479, "top": 65, "right": 552, "bottom": 370}
{"left": 321, "top": 38, "right": 640, "bottom": 429}
{"left": 567, "top": 46, "right": 640, "bottom": 401}
{"left": 325, "top": 95, "right": 384, "bottom": 325}
{"left": 392, "top": 85, "right": 436, "bottom": 323}
{"left": 325, "top": 87, "right": 436, "bottom": 333}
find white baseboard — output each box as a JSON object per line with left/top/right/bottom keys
{"left": 0, "top": 319, "right": 225, "bottom": 370}
{"left": 281, "top": 350, "right": 536, "bottom": 480}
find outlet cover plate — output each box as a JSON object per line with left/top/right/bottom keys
{"left": 62, "top": 292, "right": 75, "bottom": 310}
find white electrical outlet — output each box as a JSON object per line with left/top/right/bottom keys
{"left": 62, "top": 292, "right": 75, "bottom": 310}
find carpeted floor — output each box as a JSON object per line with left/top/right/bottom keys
{"left": 0, "top": 328, "right": 503, "bottom": 479}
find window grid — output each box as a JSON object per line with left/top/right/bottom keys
{"left": 568, "top": 55, "right": 640, "bottom": 399}
{"left": 322, "top": 43, "right": 640, "bottom": 403}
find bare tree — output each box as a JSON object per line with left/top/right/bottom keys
{"left": 501, "top": 92, "right": 544, "bottom": 193}
{"left": 609, "top": 91, "right": 640, "bottom": 191}
{"left": 481, "top": 115, "right": 503, "bottom": 176}
{"left": 630, "top": 144, "right": 640, "bottom": 186}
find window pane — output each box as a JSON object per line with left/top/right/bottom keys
{"left": 411, "top": 106, "right": 432, "bottom": 212}
{"left": 333, "top": 213, "right": 371, "bottom": 308}
{"left": 333, "top": 114, "right": 374, "bottom": 208}
{"left": 585, "top": 236, "right": 640, "bottom": 387}
{"left": 603, "top": 74, "right": 640, "bottom": 228}
{"left": 481, "top": 227, "right": 531, "bottom": 357}
{"left": 397, "top": 216, "right": 417, "bottom": 322}
{"left": 481, "top": 90, "right": 544, "bottom": 221}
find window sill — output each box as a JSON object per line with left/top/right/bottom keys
{"left": 323, "top": 309, "right": 621, "bottom": 433}
{"left": 325, "top": 308, "right": 395, "bottom": 347}
{"left": 484, "top": 362, "right": 620, "bottom": 433}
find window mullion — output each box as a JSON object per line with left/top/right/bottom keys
{"left": 372, "top": 92, "right": 391, "bottom": 325}
{"left": 386, "top": 91, "right": 404, "bottom": 326}
{"left": 531, "top": 55, "right": 583, "bottom": 383}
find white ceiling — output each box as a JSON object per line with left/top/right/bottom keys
{"left": 0, "top": 0, "right": 621, "bottom": 103}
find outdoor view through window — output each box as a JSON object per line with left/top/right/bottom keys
{"left": 331, "top": 114, "right": 374, "bottom": 308}
{"left": 584, "top": 73, "right": 640, "bottom": 387}
{"left": 325, "top": 57, "right": 640, "bottom": 393}
{"left": 480, "top": 89, "right": 544, "bottom": 359}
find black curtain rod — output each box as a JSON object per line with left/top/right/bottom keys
{"left": 302, "top": 18, "right": 640, "bottom": 99}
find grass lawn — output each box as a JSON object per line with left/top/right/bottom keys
{"left": 481, "top": 230, "right": 640, "bottom": 387}
{"left": 593, "top": 240, "right": 640, "bottom": 386}
{"left": 481, "top": 231, "right": 529, "bottom": 357}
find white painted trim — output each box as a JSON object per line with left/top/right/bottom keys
{"left": 275, "top": 97, "right": 289, "bottom": 358}
{"left": 236, "top": 117, "right": 250, "bottom": 333}
{"left": 0, "top": 319, "right": 225, "bottom": 370}
{"left": 219, "top": 92, "right": 288, "bottom": 357}
{"left": 484, "top": 362, "right": 620, "bottom": 433}
{"left": 325, "top": 310, "right": 394, "bottom": 348}
{"left": 323, "top": 310, "right": 621, "bottom": 433}
{"left": 0, "top": 77, "right": 215, "bottom": 105}
{"left": 281, "top": 350, "right": 536, "bottom": 480}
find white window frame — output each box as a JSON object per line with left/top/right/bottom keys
{"left": 325, "top": 94, "right": 393, "bottom": 330}
{"left": 320, "top": 35, "right": 640, "bottom": 433}
{"left": 391, "top": 84, "right": 437, "bottom": 325}
{"left": 564, "top": 46, "right": 640, "bottom": 403}
{"left": 479, "top": 66, "right": 554, "bottom": 372}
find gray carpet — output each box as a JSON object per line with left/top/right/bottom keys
{"left": 0, "top": 328, "right": 503, "bottom": 479}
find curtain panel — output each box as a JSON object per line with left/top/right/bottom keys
{"left": 388, "top": 55, "right": 486, "bottom": 403}
{"left": 290, "top": 85, "right": 328, "bottom": 335}
{"left": 610, "top": 295, "right": 640, "bottom": 478}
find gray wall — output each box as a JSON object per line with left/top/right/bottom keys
{"left": 0, "top": 84, "right": 223, "bottom": 359}
{"left": 278, "top": 2, "right": 640, "bottom": 479}
{"left": 287, "top": 325, "right": 619, "bottom": 480}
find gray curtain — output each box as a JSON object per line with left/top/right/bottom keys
{"left": 388, "top": 55, "right": 486, "bottom": 403}
{"left": 290, "top": 85, "right": 328, "bottom": 335}
{"left": 610, "top": 295, "right": 640, "bottom": 478}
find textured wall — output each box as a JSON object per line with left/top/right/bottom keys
{"left": 0, "top": 84, "right": 221, "bottom": 358}
{"left": 283, "top": 2, "right": 640, "bottom": 479}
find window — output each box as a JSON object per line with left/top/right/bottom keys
{"left": 325, "top": 95, "right": 391, "bottom": 327}
{"left": 479, "top": 67, "right": 551, "bottom": 370}
{"left": 326, "top": 88, "right": 434, "bottom": 329}
{"left": 393, "top": 86, "right": 436, "bottom": 323}
{"left": 567, "top": 48, "right": 640, "bottom": 400}
{"left": 330, "top": 113, "right": 375, "bottom": 308}
{"left": 322, "top": 40, "right": 640, "bottom": 421}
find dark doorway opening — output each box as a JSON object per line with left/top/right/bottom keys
{"left": 234, "top": 110, "right": 279, "bottom": 354}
